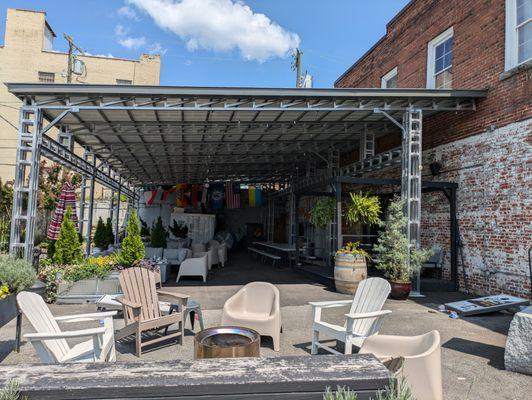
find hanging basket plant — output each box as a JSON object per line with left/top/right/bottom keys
{"left": 310, "top": 198, "right": 336, "bottom": 229}
{"left": 346, "top": 192, "right": 381, "bottom": 226}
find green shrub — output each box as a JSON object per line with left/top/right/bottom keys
{"left": 373, "top": 196, "right": 432, "bottom": 283}
{"left": 53, "top": 207, "right": 83, "bottom": 265}
{"left": 150, "top": 216, "right": 167, "bottom": 248}
{"left": 323, "top": 386, "right": 358, "bottom": 400}
{"left": 93, "top": 217, "right": 107, "bottom": 249}
{"left": 310, "top": 198, "right": 336, "bottom": 229}
{"left": 0, "top": 254, "right": 36, "bottom": 294}
{"left": 118, "top": 210, "right": 144, "bottom": 267}
{"left": 105, "top": 217, "right": 115, "bottom": 247}
{"left": 346, "top": 192, "right": 381, "bottom": 226}
{"left": 0, "top": 380, "right": 27, "bottom": 400}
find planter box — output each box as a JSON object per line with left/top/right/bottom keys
{"left": 56, "top": 272, "right": 122, "bottom": 304}
{"left": 0, "top": 294, "right": 17, "bottom": 328}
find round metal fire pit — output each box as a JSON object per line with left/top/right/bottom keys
{"left": 194, "top": 326, "right": 260, "bottom": 359}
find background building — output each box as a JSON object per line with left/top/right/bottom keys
{"left": 0, "top": 8, "right": 161, "bottom": 181}
{"left": 336, "top": 0, "right": 531, "bottom": 297}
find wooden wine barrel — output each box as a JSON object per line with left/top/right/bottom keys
{"left": 334, "top": 253, "right": 367, "bottom": 295}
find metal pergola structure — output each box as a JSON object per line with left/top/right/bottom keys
{"left": 6, "top": 83, "right": 486, "bottom": 290}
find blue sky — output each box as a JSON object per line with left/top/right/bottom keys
{"left": 0, "top": 0, "right": 410, "bottom": 87}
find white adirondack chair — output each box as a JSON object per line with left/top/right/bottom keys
{"left": 310, "top": 277, "right": 391, "bottom": 355}
{"left": 17, "top": 291, "right": 117, "bottom": 363}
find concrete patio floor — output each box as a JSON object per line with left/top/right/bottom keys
{"left": 1, "top": 251, "right": 530, "bottom": 399}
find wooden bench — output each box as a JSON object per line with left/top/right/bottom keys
{"left": 0, "top": 355, "right": 391, "bottom": 399}
{"left": 248, "top": 247, "right": 282, "bottom": 267}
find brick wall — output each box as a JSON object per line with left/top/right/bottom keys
{"left": 335, "top": 0, "right": 531, "bottom": 150}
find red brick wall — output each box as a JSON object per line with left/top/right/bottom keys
{"left": 335, "top": 0, "right": 532, "bottom": 150}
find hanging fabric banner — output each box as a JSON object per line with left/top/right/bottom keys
{"left": 225, "top": 182, "right": 241, "bottom": 209}
{"left": 255, "top": 184, "right": 263, "bottom": 207}
{"left": 144, "top": 190, "right": 159, "bottom": 206}
{"left": 248, "top": 185, "right": 256, "bottom": 207}
{"left": 209, "top": 182, "right": 225, "bottom": 209}
{"left": 201, "top": 183, "right": 208, "bottom": 206}
{"left": 191, "top": 184, "right": 201, "bottom": 208}
{"left": 175, "top": 184, "right": 190, "bottom": 207}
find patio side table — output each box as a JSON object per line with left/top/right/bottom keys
{"left": 168, "top": 299, "right": 204, "bottom": 331}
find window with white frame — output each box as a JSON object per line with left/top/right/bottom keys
{"left": 381, "top": 67, "right": 398, "bottom": 88}
{"left": 505, "top": 0, "right": 532, "bottom": 71}
{"left": 426, "top": 27, "right": 453, "bottom": 89}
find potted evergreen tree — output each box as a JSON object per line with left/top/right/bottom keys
{"left": 53, "top": 207, "right": 83, "bottom": 265}
{"left": 373, "top": 196, "right": 432, "bottom": 299}
{"left": 150, "top": 216, "right": 167, "bottom": 248}
{"left": 118, "top": 210, "right": 145, "bottom": 267}
{"left": 104, "top": 217, "right": 115, "bottom": 249}
{"left": 93, "top": 217, "right": 107, "bottom": 252}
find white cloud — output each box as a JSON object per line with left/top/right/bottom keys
{"left": 126, "top": 0, "right": 300, "bottom": 62}
{"left": 148, "top": 42, "right": 167, "bottom": 55}
{"left": 117, "top": 5, "right": 140, "bottom": 20}
{"left": 118, "top": 36, "right": 147, "bottom": 50}
{"left": 115, "top": 24, "right": 129, "bottom": 36}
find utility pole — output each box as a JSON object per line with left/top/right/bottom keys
{"left": 64, "top": 34, "right": 85, "bottom": 83}
{"left": 292, "top": 48, "right": 303, "bottom": 88}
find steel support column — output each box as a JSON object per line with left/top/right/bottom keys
{"left": 9, "top": 101, "right": 43, "bottom": 261}
{"left": 288, "top": 193, "right": 296, "bottom": 246}
{"left": 449, "top": 187, "right": 459, "bottom": 291}
{"left": 84, "top": 155, "right": 96, "bottom": 256}
{"left": 401, "top": 109, "right": 423, "bottom": 295}
{"left": 335, "top": 181, "right": 343, "bottom": 253}
{"left": 294, "top": 194, "right": 300, "bottom": 265}
{"left": 114, "top": 178, "right": 122, "bottom": 246}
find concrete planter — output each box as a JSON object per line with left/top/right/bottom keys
{"left": 56, "top": 271, "right": 122, "bottom": 304}
{"left": 0, "top": 294, "right": 17, "bottom": 328}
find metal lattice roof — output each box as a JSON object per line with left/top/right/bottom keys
{"left": 7, "top": 84, "right": 486, "bottom": 186}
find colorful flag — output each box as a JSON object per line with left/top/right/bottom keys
{"left": 191, "top": 184, "right": 201, "bottom": 208}
{"left": 201, "top": 184, "right": 208, "bottom": 205}
{"left": 248, "top": 185, "right": 256, "bottom": 207}
{"left": 175, "top": 183, "right": 190, "bottom": 207}
{"left": 225, "top": 182, "right": 241, "bottom": 208}
{"left": 209, "top": 182, "right": 225, "bottom": 209}
{"left": 255, "top": 184, "right": 263, "bottom": 207}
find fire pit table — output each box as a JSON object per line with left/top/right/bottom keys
{"left": 194, "top": 326, "right": 260, "bottom": 359}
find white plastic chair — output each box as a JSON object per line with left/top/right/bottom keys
{"left": 218, "top": 243, "right": 227, "bottom": 267}
{"left": 177, "top": 254, "right": 208, "bottom": 283}
{"left": 359, "top": 331, "right": 442, "bottom": 400}
{"left": 221, "top": 282, "right": 281, "bottom": 351}
{"left": 17, "top": 291, "right": 117, "bottom": 363}
{"left": 310, "top": 277, "right": 391, "bottom": 355}
{"left": 164, "top": 248, "right": 191, "bottom": 265}
{"left": 194, "top": 248, "right": 216, "bottom": 270}
{"left": 144, "top": 247, "right": 163, "bottom": 259}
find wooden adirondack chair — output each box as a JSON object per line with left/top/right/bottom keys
{"left": 310, "top": 277, "right": 392, "bottom": 355}
{"left": 17, "top": 291, "right": 117, "bottom": 363}
{"left": 116, "top": 267, "right": 189, "bottom": 357}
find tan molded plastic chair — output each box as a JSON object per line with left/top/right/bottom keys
{"left": 359, "top": 330, "right": 442, "bottom": 400}
{"left": 17, "top": 291, "right": 117, "bottom": 363}
{"left": 221, "top": 282, "right": 281, "bottom": 351}
{"left": 310, "top": 277, "right": 391, "bottom": 355}
{"left": 116, "top": 267, "right": 189, "bottom": 357}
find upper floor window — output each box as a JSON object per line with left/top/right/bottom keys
{"left": 38, "top": 72, "right": 55, "bottom": 83}
{"left": 426, "top": 27, "right": 453, "bottom": 89}
{"left": 381, "top": 67, "right": 398, "bottom": 88}
{"left": 116, "top": 79, "right": 132, "bottom": 85}
{"left": 505, "top": 0, "right": 532, "bottom": 70}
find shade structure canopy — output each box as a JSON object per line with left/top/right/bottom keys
{"left": 7, "top": 84, "right": 486, "bottom": 186}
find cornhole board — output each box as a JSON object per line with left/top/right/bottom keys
{"left": 445, "top": 294, "right": 529, "bottom": 316}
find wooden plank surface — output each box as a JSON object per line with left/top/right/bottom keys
{"left": 0, "top": 354, "right": 390, "bottom": 399}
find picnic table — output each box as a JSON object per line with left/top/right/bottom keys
{"left": 252, "top": 241, "right": 296, "bottom": 266}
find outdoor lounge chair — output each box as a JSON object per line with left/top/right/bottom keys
{"left": 116, "top": 267, "right": 188, "bottom": 357}
{"left": 176, "top": 254, "right": 209, "bottom": 283}
{"left": 221, "top": 282, "right": 281, "bottom": 351}
{"left": 310, "top": 277, "right": 391, "bottom": 355}
{"left": 17, "top": 291, "right": 117, "bottom": 363}
{"left": 359, "top": 331, "right": 442, "bottom": 400}
{"left": 145, "top": 246, "right": 163, "bottom": 259}
{"left": 194, "top": 247, "right": 216, "bottom": 270}
{"left": 164, "top": 248, "right": 191, "bottom": 265}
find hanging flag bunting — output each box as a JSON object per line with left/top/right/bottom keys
{"left": 175, "top": 183, "right": 190, "bottom": 207}
{"left": 191, "top": 184, "right": 201, "bottom": 208}
{"left": 248, "top": 185, "right": 256, "bottom": 207}
{"left": 241, "top": 186, "right": 249, "bottom": 208}
{"left": 201, "top": 183, "right": 209, "bottom": 206}
{"left": 143, "top": 190, "right": 159, "bottom": 206}
{"left": 47, "top": 182, "right": 78, "bottom": 240}
{"left": 161, "top": 186, "right": 177, "bottom": 203}
{"left": 255, "top": 184, "right": 263, "bottom": 207}
{"left": 209, "top": 182, "right": 225, "bottom": 209}
{"left": 225, "top": 182, "right": 241, "bottom": 209}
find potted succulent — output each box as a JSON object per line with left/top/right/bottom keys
{"left": 0, "top": 254, "right": 37, "bottom": 329}
{"left": 373, "top": 196, "right": 432, "bottom": 299}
